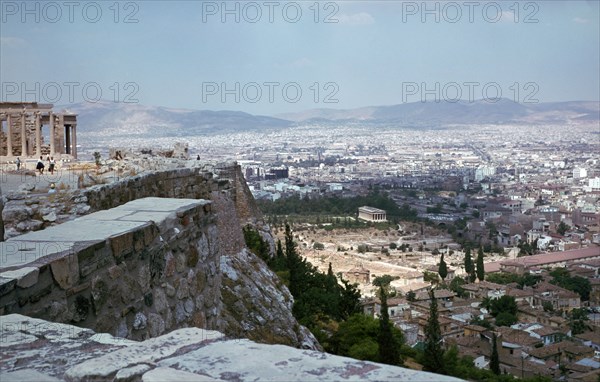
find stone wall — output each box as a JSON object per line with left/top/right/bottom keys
{"left": 2, "top": 163, "right": 260, "bottom": 239}
{"left": 81, "top": 167, "right": 227, "bottom": 212}
{"left": 0, "top": 198, "right": 222, "bottom": 340}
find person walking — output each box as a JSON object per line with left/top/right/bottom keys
{"left": 16, "top": 157, "right": 21, "bottom": 171}
{"left": 36, "top": 156, "right": 45, "bottom": 175}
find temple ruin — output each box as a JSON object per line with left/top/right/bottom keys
{"left": 0, "top": 102, "right": 78, "bottom": 159}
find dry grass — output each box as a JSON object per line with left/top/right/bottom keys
{"left": 68, "top": 162, "right": 97, "bottom": 171}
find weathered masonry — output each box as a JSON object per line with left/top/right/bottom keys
{"left": 0, "top": 102, "right": 78, "bottom": 158}
{"left": 0, "top": 198, "right": 221, "bottom": 340}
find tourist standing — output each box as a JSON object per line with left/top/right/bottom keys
{"left": 16, "top": 157, "right": 20, "bottom": 171}
{"left": 49, "top": 157, "right": 56, "bottom": 175}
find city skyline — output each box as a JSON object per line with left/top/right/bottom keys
{"left": 1, "top": 1, "right": 599, "bottom": 114}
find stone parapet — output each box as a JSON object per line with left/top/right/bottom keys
{"left": 0, "top": 197, "right": 221, "bottom": 340}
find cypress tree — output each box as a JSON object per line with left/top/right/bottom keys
{"left": 285, "top": 223, "right": 303, "bottom": 298}
{"left": 378, "top": 286, "right": 400, "bottom": 365}
{"left": 477, "top": 246, "right": 485, "bottom": 281}
{"left": 490, "top": 333, "right": 500, "bottom": 375}
{"left": 423, "top": 289, "right": 445, "bottom": 374}
{"left": 438, "top": 253, "right": 448, "bottom": 280}
{"left": 464, "top": 247, "right": 473, "bottom": 276}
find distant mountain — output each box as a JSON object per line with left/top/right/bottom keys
{"left": 276, "top": 99, "right": 600, "bottom": 126}
{"left": 56, "top": 100, "right": 599, "bottom": 142}
{"left": 57, "top": 101, "right": 293, "bottom": 138}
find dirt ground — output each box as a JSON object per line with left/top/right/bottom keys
{"left": 275, "top": 224, "right": 513, "bottom": 297}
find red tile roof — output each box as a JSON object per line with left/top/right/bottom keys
{"left": 485, "top": 246, "right": 600, "bottom": 273}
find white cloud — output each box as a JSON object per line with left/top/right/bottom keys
{"left": 337, "top": 12, "right": 375, "bottom": 26}
{"left": 573, "top": 17, "right": 589, "bottom": 24}
{"left": 0, "top": 37, "right": 26, "bottom": 48}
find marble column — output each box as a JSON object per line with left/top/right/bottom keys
{"left": 0, "top": 113, "right": 4, "bottom": 156}
{"left": 71, "top": 124, "right": 77, "bottom": 159}
{"left": 20, "top": 111, "right": 27, "bottom": 157}
{"left": 48, "top": 111, "right": 55, "bottom": 156}
{"left": 35, "top": 112, "right": 42, "bottom": 157}
{"left": 58, "top": 114, "right": 65, "bottom": 154}
{"left": 6, "top": 114, "right": 13, "bottom": 157}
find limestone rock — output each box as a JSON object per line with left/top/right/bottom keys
{"left": 16, "top": 219, "right": 44, "bottom": 232}
{"left": 133, "top": 312, "right": 148, "bottom": 330}
{"left": 0, "top": 314, "right": 462, "bottom": 382}
{"left": 0, "top": 267, "right": 39, "bottom": 288}
{"left": 42, "top": 211, "right": 57, "bottom": 222}
{"left": 3, "top": 203, "right": 32, "bottom": 222}
{"left": 18, "top": 182, "right": 36, "bottom": 192}
{"left": 219, "top": 248, "right": 320, "bottom": 350}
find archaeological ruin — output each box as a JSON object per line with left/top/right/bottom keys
{"left": 0, "top": 102, "right": 78, "bottom": 159}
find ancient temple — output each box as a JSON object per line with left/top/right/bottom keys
{"left": 0, "top": 102, "right": 77, "bottom": 159}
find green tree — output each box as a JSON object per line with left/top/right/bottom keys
{"left": 542, "top": 301, "right": 554, "bottom": 312}
{"left": 489, "top": 295, "right": 518, "bottom": 317}
{"left": 469, "top": 269, "right": 477, "bottom": 283}
{"left": 464, "top": 247, "right": 473, "bottom": 278}
{"left": 569, "top": 308, "right": 589, "bottom": 335}
{"left": 422, "top": 289, "right": 445, "bottom": 374}
{"left": 272, "top": 239, "right": 286, "bottom": 271}
{"left": 495, "top": 311, "right": 518, "bottom": 327}
{"left": 476, "top": 246, "right": 485, "bottom": 281}
{"left": 469, "top": 316, "right": 493, "bottom": 330}
{"left": 438, "top": 253, "right": 448, "bottom": 280}
{"left": 93, "top": 151, "right": 101, "bottom": 167}
{"left": 285, "top": 223, "right": 304, "bottom": 299}
{"left": 373, "top": 274, "right": 396, "bottom": 287}
{"left": 406, "top": 290, "right": 416, "bottom": 302}
{"left": 378, "top": 286, "right": 401, "bottom": 365}
{"left": 557, "top": 221, "right": 570, "bottom": 236}
{"left": 449, "top": 276, "right": 467, "bottom": 298}
{"left": 329, "top": 314, "right": 380, "bottom": 359}
{"left": 423, "top": 271, "right": 440, "bottom": 285}
{"left": 243, "top": 225, "right": 270, "bottom": 263}
{"left": 550, "top": 268, "right": 591, "bottom": 301}
{"left": 490, "top": 334, "right": 500, "bottom": 375}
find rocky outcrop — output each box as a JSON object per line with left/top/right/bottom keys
{"left": 1, "top": 162, "right": 317, "bottom": 349}
{"left": 0, "top": 314, "right": 463, "bottom": 382}
{"left": 220, "top": 248, "right": 319, "bottom": 349}
{"left": 0, "top": 194, "right": 316, "bottom": 348}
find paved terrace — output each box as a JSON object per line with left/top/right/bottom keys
{"left": 1, "top": 197, "right": 206, "bottom": 274}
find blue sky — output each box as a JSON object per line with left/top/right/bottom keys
{"left": 1, "top": 0, "right": 599, "bottom": 115}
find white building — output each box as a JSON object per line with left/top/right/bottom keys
{"left": 573, "top": 167, "right": 588, "bottom": 179}
{"left": 475, "top": 165, "right": 496, "bottom": 181}
{"left": 358, "top": 206, "right": 387, "bottom": 222}
{"left": 587, "top": 177, "right": 600, "bottom": 192}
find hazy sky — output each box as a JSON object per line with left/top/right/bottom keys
{"left": 1, "top": 0, "right": 599, "bottom": 115}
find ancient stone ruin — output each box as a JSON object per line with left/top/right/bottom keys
{"left": 0, "top": 102, "right": 78, "bottom": 158}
